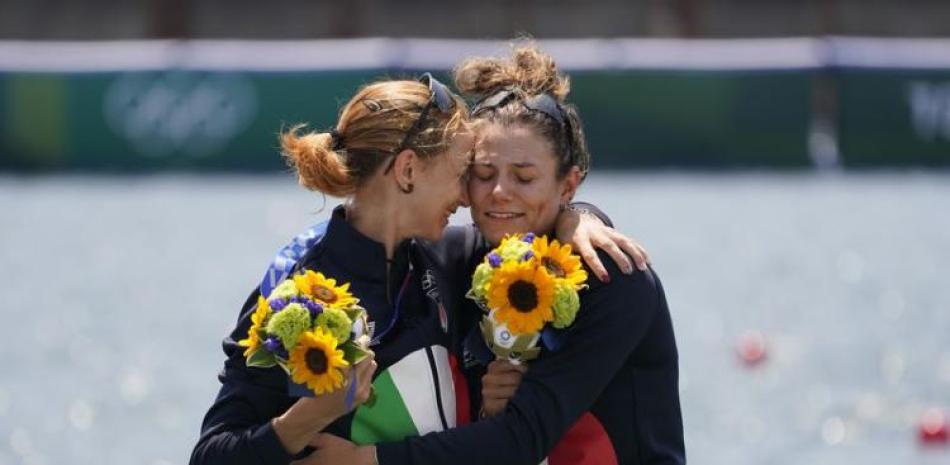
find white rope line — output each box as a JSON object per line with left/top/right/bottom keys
{"left": 1, "top": 37, "right": 949, "bottom": 72}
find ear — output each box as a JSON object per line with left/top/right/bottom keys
{"left": 391, "top": 148, "right": 419, "bottom": 189}
{"left": 558, "top": 165, "right": 582, "bottom": 206}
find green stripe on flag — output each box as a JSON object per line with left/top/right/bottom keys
{"left": 350, "top": 369, "right": 418, "bottom": 445}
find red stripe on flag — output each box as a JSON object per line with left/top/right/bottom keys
{"left": 448, "top": 354, "right": 471, "bottom": 425}
{"left": 548, "top": 412, "right": 618, "bottom": 465}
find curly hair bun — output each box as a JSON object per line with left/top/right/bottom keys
{"left": 454, "top": 44, "right": 570, "bottom": 101}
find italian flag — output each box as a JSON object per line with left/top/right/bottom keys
{"left": 351, "top": 346, "right": 467, "bottom": 443}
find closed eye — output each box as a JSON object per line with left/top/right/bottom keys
{"left": 472, "top": 165, "right": 495, "bottom": 181}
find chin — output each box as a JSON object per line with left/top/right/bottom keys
{"left": 482, "top": 225, "right": 519, "bottom": 246}
{"left": 419, "top": 225, "right": 446, "bottom": 242}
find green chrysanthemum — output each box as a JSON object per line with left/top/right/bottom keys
{"left": 265, "top": 303, "right": 311, "bottom": 350}
{"left": 497, "top": 237, "right": 533, "bottom": 263}
{"left": 471, "top": 262, "right": 493, "bottom": 301}
{"left": 315, "top": 306, "right": 352, "bottom": 343}
{"left": 551, "top": 282, "right": 580, "bottom": 329}
{"left": 269, "top": 279, "right": 300, "bottom": 301}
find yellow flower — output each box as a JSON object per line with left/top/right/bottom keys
{"left": 288, "top": 327, "right": 350, "bottom": 395}
{"left": 531, "top": 236, "right": 588, "bottom": 289}
{"left": 487, "top": 261, "right": 556, "bottom": 335}
{"left": 293, "top": 270, "right": 358, "bottom": 308}
{"left": 238, "top": 296, "right": 271, "bottom": 357}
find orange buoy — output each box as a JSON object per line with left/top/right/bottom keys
{"left": 736, "top": 330, "right": 767, "bottom": 367}
{"left": 919, "top": 408, "right": 948, "bottom": 445}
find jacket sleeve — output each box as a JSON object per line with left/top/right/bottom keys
{"left": 376, "top": 251, "right": 671, "bottom": 465}
{"left": 190, "top": 290, "right": 296, "bottom": 465}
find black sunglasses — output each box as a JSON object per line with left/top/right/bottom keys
{"left": 385, "top": 73, "right": 457, "bottom": 174}
{"left": 472, "top": 88, "right": 575, "bottom": 163}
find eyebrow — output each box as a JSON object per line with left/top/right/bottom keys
{"left": 471, "top": 160, "right": 536, "bottom": 168}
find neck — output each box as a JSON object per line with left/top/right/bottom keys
{"left": 346, "top": 187, "right": 407, "bottom": 261}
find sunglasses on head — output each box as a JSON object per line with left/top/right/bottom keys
{"left": 384, "top": 73, "right": 457, "bottom": 174}
{"left": 472, "top": 88, "right": 575, "bottom": 163}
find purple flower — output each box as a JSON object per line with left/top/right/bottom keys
{"left": 269, "top": 298, "right": 288, "bottom": 312}
{"left": 488, "top": 252, "right": 502, "bottom": 268}
{"left": 522, "top": 232, "right": 535, "bottom": 243}
{"left": 263, "top": 337, "right": 289, "bottom": 359}
{"left": 304, "top": 299, "right": 324, "bottom": 317}
{"left": 522, "top": 251, "right": 534, "bottom": 261}
{"left": 264, "top": 337, "right": 282, "bottom": 353}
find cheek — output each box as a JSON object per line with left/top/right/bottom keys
{"left": 466, "top": 180, "right": 492, "bottom": 210}
{"left": 524, "top": 184, "right": 562, "bottom": 226}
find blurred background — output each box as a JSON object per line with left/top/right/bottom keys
{"left": 1, "top": 1, "right": 949, "bottom": 464}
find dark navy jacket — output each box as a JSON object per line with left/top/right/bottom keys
{"left": 190, "top": 207, "right": 469, "bottom": 465}
{"left": 192, "top": 207, "right": 684, "bottom": 465}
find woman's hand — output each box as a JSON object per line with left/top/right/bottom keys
{"left": 292, "top": 434, "right": 376, "bottom": 465}
{"left": 555, "top": 207, "right": 651, "bottom": 282}
{"left": 480, "top": 360, "right": 528, "bottom": 418}
{"left": 273, "top": 355, "right": 378, "bottom": 455}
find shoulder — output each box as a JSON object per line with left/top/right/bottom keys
{"left": 585, "top": 249, "right": 660, "bottom": 296}
{"left": 580, "top": 250, "right": 663, "bottom": 321}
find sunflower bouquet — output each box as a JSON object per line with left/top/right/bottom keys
{"left": 238, "top": 270, "right": 373, "bottom": 397}
{"left": 467, "top": 233, "right": 588, "bottom": 364}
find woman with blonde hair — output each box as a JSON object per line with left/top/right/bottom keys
{"left": 308, "top": 46, "right": 684, "bottom": 465}
{"left": 190, "top": 71, "right": 648, "bottom": 465}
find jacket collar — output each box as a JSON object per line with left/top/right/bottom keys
{"left": 317, "top": 205, "right": 412, "bottom": 284}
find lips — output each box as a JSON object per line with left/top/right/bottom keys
{"left": 485, "top": 211, "right": 524, "bottom": 220}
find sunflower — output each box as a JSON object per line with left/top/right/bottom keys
{"left": 293, "top": 270, "right": 358, "bottom": 308}
{"left": 288, "top": 327, "right": 350, "bottom": 395}
{"left": 531, "top": 237, "right": 588, "bottom": 289}
{"left": 487, "top": 261, "right": 556, "bottom": 335}
{"left": 238, "top": 296, "right": 271, "bottom": 357}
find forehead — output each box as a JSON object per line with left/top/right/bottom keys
{"left": 438, "top": 130, "right": 475, "bottom": 167}
{"left": 474, "top": 123, "right": 556, "bottom": 166}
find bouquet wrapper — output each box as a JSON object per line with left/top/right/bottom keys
{"left": 479, "top": 310, "right": 542, "bottom": 365}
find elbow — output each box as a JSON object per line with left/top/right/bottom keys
{"left": 502, "top": 401, "right": 565, "bottom": 464}
{"left": 190, "top": 435, "right": 215, "bottom": 465}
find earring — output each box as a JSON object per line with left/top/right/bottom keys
{"left": 400, "top": 183, "right": 414, "bottom": 194}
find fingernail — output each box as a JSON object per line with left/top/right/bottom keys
{"left": 602, "top": 274, "right": 610, "bottom": 283}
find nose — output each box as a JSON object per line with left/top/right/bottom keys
{"left": 490, "top": 178, "right": 513, "bottom": 202}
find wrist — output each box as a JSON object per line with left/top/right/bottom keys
{"left": 271, "top": 415, "right": 305, "bottom": 455}
{"left": 567, "top": 204, "right": 602, "bottom": 226}
{"left": 565, "top": 203, "right": 592, "bottom": 216}
{"left": 272, "top": 410, "right": 332, "bottom": 455}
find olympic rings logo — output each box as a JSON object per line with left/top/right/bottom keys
{"left": 103, "top": 71, "right": 258, "bottom": 158}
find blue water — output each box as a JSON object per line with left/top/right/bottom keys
{"left": 1, "top": 172, "right": 948, "bottom": 465}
